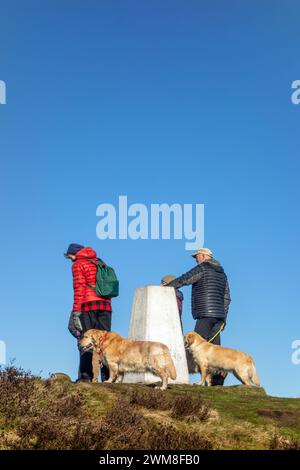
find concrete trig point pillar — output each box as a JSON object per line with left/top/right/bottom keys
{"left": 124, "top": 285, "right": 189, "bottom": 385}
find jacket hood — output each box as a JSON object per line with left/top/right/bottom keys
{"left": 204, "top": 258, "right": 224, "bottom": 273}
{"left": 75, "top": 246, "right": 97, "bottom": 260}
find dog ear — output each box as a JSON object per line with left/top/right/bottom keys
{"left": 187, "top": 333, "right": 195, "bottom": 346}
{"left": 91, "top": 332, "right": 98, "bottom": 346}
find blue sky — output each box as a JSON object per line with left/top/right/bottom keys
{"left": 0, "top": 0, "right": 299, "bottom": 397}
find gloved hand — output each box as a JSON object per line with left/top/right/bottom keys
{"left": 72, "top": 311, "right": 83, "bottom": 332}
{"left": 68, "top": 312, "right": 83, "bottom": 338}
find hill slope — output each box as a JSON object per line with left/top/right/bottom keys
{"left": 0, "top": 366, "right": 299, "bottom": 450}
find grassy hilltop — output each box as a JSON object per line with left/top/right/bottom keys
{"left": 0, "top": 365, "right": 299, "bottom": 450}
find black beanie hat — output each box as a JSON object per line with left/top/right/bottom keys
{"left": 65, "top": 243, "right": 84, "bottom": 256}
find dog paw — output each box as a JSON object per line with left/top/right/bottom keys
{"left": 154, "top": 385, "right": 166, "bottom": 391}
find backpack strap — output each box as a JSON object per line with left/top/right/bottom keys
{"left": 84, "top": 257, "right": 106, "bottom": 291}
{"left": 84, "top": 257, "right": 106, "bottom": 267}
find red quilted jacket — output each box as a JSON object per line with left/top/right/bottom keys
{"left": 71, "top": 247, "right": 111, "bottom": 312}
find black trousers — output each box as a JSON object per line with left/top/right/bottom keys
{"left": 79, "top": 310, "right": 112, "bottom": 382}
{"left": 194, "top": 317, "right": 225, "bottom": 385}
{"left": 194, "top": 317, "right": 224, "bottom": 345}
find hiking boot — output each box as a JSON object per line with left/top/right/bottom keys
{"left": 75, "top": 373, "right": 91, "bottom": 383}
{"left": 211, "top": 370, "right": 227, "bottom": 386}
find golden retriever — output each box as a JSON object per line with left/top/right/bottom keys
{"left": 80, "top": 329, "right": 176, "bottom": 390}
{"left": 184, "top": 332, "right": 260, "bottom": 387}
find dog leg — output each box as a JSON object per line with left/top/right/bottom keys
{"left": 239, "top": 372, "right": 252, "bottom": 386}
{"left": 92, "top": 352, "right": 101, "bottom": 384}
{"left": 233, "top": 369, "right": 251, "bottom": 386}
{"left": 115, "top": 373, "right": 124, "bottom": 383}
{"left": 156, "top": 372, "right": 168, "bottom": 391}
{"left": 196, "top": 364, "right": 208, "bottom": 386}
{"left": 104, "top": 363, "right": 118, "bottom": 383}
{"left": 205, "top": 373, "right": 213, "bottom": 386}
{"left": 151, "top": 367, "right": 168, "bottom": 391}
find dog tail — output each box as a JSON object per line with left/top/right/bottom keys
{"left": 168, "top": 357, "right": 177, "bottom": 381}
{"left": 250, "top": 362, "right": 260, "bottom": 386}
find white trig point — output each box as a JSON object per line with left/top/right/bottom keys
{"left": 0, "top": 80, "right": 6, "bottom": 105}
{"left": 0, "top": 340, "right": 6, "bottom": 365}
{"left": 124, "top": 285, "right": 189, "bottom": 384}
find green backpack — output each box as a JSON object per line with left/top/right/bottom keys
{"left": 85, "top": 258, "right": 119, "bottom": 299}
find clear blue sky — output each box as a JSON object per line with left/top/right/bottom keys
{"left": 1, "top": 1, "right": 299, "bottom": 397}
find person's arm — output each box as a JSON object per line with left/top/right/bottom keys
{"left": 72, "top": 262, "right": 85, "bottom": 312}
{"left": 167, "top": 265, "right": 203, "bottom": 289}
{"left": 68, "top": 311, "right": 81, "bottom": 338}
{"left": 224, "top": 280, "right": 231, "bottom": 315}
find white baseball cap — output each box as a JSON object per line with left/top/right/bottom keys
{"left": 191, "top": 248, "right": 213, "bottom": 258}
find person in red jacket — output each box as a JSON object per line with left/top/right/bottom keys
{"left": 65, "top": 243, "right": 112, "bottom": 382}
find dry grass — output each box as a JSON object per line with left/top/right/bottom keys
{"left": 127, "top": 386, "right": 212, "bottom": 422}
{"left": 0, "top": 365, "right": 300, "bottom": 450}
{"left": 269, "top": 433, "right": 300, "bottom": 450}
{"left": 0, "top": 366, "right": 211, "bottom": 450}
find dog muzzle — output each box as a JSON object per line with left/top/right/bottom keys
{"left": 79, "top": 343, "right": 93, "bottom": 352}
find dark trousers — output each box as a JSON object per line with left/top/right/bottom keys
{"left": 79, "top": 310, "right": 112, "bottom": 382}
{"left": 194, "top": 317, "right": 225, "bottom": 386}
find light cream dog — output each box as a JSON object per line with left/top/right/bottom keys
{"left": 184, "top": 332, "right": 260, "bottom": 387}
{"left": 80, "top": 329, "right": 176, "bottom": 390}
